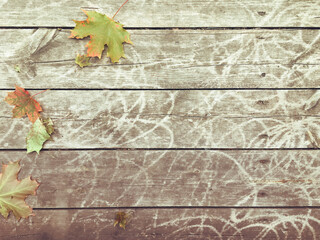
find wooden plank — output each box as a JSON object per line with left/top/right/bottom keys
{"left": 2, "top": 29, "right": 320, "bottom": 89}
{"left": 1, "top": 90, "right": 320, "bottom": 149}
{"left": 2, "top": 208, "right": 320, "bottom": 239}
{"left": 1, "top": 0, "right": 320, "bottom": 27}
{"left": 3, "top": 150, "right": 320, "bottom": 207}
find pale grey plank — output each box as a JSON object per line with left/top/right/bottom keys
{"left": 1, "top": 0, "right": 320, "bottom": 27}
{"left": 1, "top": 208, "right": 320, "bottom": 239}
{"left": 2, "top": 29, "right": 320, "bottom": 89}
{"left": 1, "top": 90, "right": 320, "bottom": 149}
{"left": 1, "top": 150, "right": 320, "bottom": 207}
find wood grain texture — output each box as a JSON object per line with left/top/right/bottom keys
{"left": 1, "top": 90, "right": 320, "bottom": 149}
{"left": 2, "top": 29, "right": 320, "bottom": 89}
{"left": 2, "top": 1, "right": 319, "bottom": 239}
{"left": 1, "top": 0, "right": 320, "bottom": 27}
{"left": 2, "top": 150, "right": 320, "bottom": 207}
{"left": 2, "top": 208, "right": 320, "bottom": 240}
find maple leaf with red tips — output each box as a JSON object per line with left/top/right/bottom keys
{"left": 4, "top": 85, "right": 42, "bottom": 123}
{"left": 70, "top": 10, "right": 132, "bottom": 63}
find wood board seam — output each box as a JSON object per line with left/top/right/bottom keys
{"left": 2, "top": 26, "right": 320, "bottom": 30}
{"left": 32, "top": 206, "right": 320, "bottom": 210}
{"left": 1, "top": 148, "right": 320, "bottom": 151}
{"left": 3, "top": 88, "right": 320, "bottom": 91}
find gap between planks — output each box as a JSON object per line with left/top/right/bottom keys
{"left": 3, "top": 88, "right": 320, "bottom": 91}
{"left": 1, "top": 148, "right": 320, "bottom": 151}
{"left": 2, "top": 27, "right": 320, "bottom": 30}
{"left": 32, "top": 206, "right": 320, "bottom": 210}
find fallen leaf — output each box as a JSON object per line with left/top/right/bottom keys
{"left": 27, "top": 118, "right": 54, "bottom": 154}
{"left": 70, "top": 10, "right": 132, "bottom": 63}
{"left": 14, "top": 65, "right": 20, "bottom": 73}
{"left": 42, "top": 118, "right": 54, "bottom": 135}
{"left": 0, "top": 161, "right": 39, "bottom": 219}
{"left": 4, "top": 85, "right": 42, "bottom": 123}
{"left": 75, "top": 54, "right": 91, "bottom": 68}
{"left": 114, "top": 211, "right": 132, "bottom": 229}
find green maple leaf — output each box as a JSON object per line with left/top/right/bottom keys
{"left": 26, "top": 118, "right": 54, "bottom": 154}
{"left": 70, "top": 10, "right": 132, "bottom": 63}
{"left": 0, "top": 161, "right": 39, "bottom": 219}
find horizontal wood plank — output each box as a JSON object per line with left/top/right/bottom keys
{"left": 1, "top": 90, "right": 320, "bottom": 149}
{"left": 2, "top": 29, "right": 320, "bottom": 89}
{"left": 1, "top": 0, "right": 320, "bottom": 27}
{"left": 2, "top": 208, "right": 320, "bottom": 239}
{"left": 2, "top": 150, "right": 320, "bottom": 208}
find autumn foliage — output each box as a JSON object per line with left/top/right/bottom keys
{"left": 0, "top": 161, "right": 39, "bottom": 219}
{"left": 2, "top": 0, "right": 132, "bottom": 223}
{"left": 4, "top": 86, "right": 54, "bottom": 154}
{"left": 5, "top": 85, "right": 42, "bottom": 123}
{"left": 114, "top": 211, "right": 132, "bottom": 229}
{"left": 70, "top": 10, "right": 132, "bottom": 63}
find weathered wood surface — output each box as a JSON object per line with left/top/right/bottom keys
{"left": 2, "top": 29, "right": 320, "bottom": 89}
{"left": 2, "top": 1, "right": 320, "bottom": 238}
{"left": 1, "top": 0, "right": 320, "bottom": 28}
{"left": 2, "top": 90, "right": 320, "bottom": 149}
{"left": 3, "top": 150, "right": 320, "bottom": 208}
{"left": 2, "top": 208, "right": 320, "bottom": 240}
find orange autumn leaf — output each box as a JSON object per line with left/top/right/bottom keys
{"left": 4, "top": 85, "right": 42, "bottom": 123}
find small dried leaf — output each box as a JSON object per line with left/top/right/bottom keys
{"left": 75, "top": 54, "right": 91, "bottom": 68}
{"left": 114, "top": 211, "right": 132, "bottom": 229}
{"left": 14, "top": 65, "right": 20, "bottom": 73}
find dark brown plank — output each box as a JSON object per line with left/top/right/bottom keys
{"left": 1, "top": 0, "right": 320, "bottom": 27}
{"left": 2, "top": 208, "right": 320, "bottom": 239}
{"left": 2, "top": 29, "right": 320, "bottom": 89}
{"left": 2, "top": 150, "right": 320, "bottom": 208}
{"left": 1, "top": 90, "right": 320, "bottom": 149}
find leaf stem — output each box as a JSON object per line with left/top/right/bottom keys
{"left": 31, "top": 89, "right": 50, "bottom": 98}
{"left": 112, "top": 0, "right": 129, "bottom": 19}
